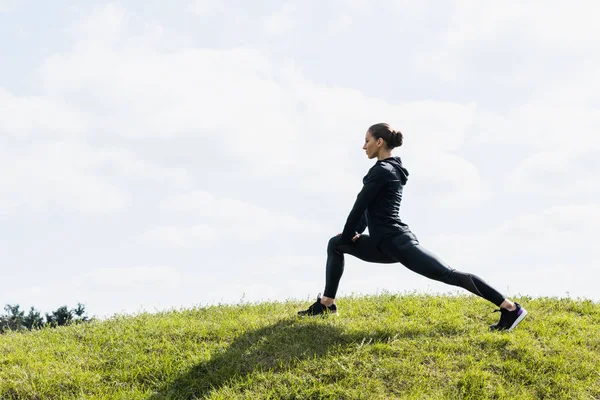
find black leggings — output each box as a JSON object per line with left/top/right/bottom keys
{"left": 323, "top": 232, "right": 506, "bottom": 307}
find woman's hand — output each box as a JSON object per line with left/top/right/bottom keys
{"left": 337, "top": 232, "right": 361, "bottom": 242}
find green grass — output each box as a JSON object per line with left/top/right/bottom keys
{"left": 1, "top": 293, "right": 600, "bottom": 399}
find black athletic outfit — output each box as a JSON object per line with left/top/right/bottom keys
{"left": 324, "top": 156, "right": 506, "bottom": 307}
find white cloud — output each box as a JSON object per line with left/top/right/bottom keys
{"left": 82, "top": 266, "right": 182, "bottom": 290}
{"left": 340, "top": 0, "right": 372, "bottom": 14}
{"left": 162, "top": 190, "right": 269, "bottom": 220}
{"left": 408, "top": 152, "right": 485, "bottom": 208}
{"left": 0, "top": 142, "right": 129, "bottom": 214}
{"left": 40, "top": 47, "right": 288, "bottom": 146}
{"left": 138, "top": 225, "right": 214, "bottom": 248}
{"left": 71, "top": 3, "right": 127, "bottom": 49}
{"left": 35, "top": 13, "right": 484, "bottom": 214}
{"left": 0, "top": 0, "right": 19, "bottom": 13}
{"left": 505, "top": 150, "right": 599, "bottom": 199}
{"left": 472, "top": 105, "right": 600, "bottom": 152}
{"left": 263, "top": 3, "right": 296, "bottom": 35}
{"left": 0, "top": 141, "right": 192, "bottom": 214}
{"left": 188, "top": 0, "right": 224, "bottom": 16}
{"left": 96, "top": 148, "right": 193, "bottom": 188}
{"left": 329, "top": 15, "right": 353, "bottom": 34}
{"left": 515, "top": 1, "right": 600, "bottom": 46}
{"left": 412, "top": 1, "right": 600, "bottom": 87}
{"left": 492, "top": 204, "right": 600, "bottom": 259}
{"left": 140, "top": 190, "right": 327, "bottom": 248}
{"left": 0, "top": 88, "right": 87, "bottom": 138}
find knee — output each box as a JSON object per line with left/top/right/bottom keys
{"left": 328, "top": 235, "right": 342, "bottom": 253}
{"left": 445, "top": 269, "right": 472, "bottom": 286}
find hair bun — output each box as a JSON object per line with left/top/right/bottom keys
{"left": 392, "top": 129, "right": 404, "bottom": 148}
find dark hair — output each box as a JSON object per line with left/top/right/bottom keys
{"left": 368, "top": 123, "right": 403, "bottom": 149}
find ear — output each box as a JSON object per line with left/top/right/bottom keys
{"left": 377, "top": 137, "right": 384, "bottom": 147}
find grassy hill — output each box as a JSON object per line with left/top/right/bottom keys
{"left": 1, "top": 293, "right": 599, "bottom": 399}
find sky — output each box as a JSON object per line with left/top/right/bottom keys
{"left": 1, "top": 0, "right": 599, "bottom": 319}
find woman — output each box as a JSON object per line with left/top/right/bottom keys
{"left": 298, "top": 123, "right": 528, "bottom": 331}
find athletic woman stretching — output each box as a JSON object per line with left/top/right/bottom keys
{"left": 298, "top": 123, "right": 528, "bottom": 331}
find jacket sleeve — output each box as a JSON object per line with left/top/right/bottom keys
{"left": 355, "top": 210, "right": 369, "bottom": 233}
{"left": 340, "top": 168, "right": 388, "bottom": 243}
{"left": 355, "top": 211, "right": 368, "bottom": 234}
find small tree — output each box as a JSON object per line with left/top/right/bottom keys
{"left": 1, "top": 304, "right": 25, "bottom": 331}
{"left": 22, "top": 307, "right": 44, "bottom": 330}
{"left": 46, "top": 305, "right": 73, "bottom": 327}
{"left": 0, "top": 315, "right": 7, "bottom": 332}
{"left": 72, "top": 302, "right": 88, "bottom": 323}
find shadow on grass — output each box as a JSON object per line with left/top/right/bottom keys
{"left": 147, "top": 316, "right": 410, "bottom": 399}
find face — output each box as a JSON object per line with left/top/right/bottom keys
{"left": 362, "top": 131, "right": 381, "bottom": 159}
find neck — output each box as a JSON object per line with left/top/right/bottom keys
{"left": 377, "top": 149, "right": 393, "bottom": 161}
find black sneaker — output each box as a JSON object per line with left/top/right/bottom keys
{"left": 297, "top": 294, "right": 337, "bottom": 316}
{"left": 489, "top": 302, "right": 528, "bottom": 331}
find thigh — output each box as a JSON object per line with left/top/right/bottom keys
{"left": 385, "top": 243, "right": 453, "bottom": 280}
{"left": 334, "top": 234, "right": 396, "bottom": 264}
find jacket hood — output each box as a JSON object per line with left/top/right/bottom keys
{"left": 381, "top": 156, "right": 409, "bottom": 185}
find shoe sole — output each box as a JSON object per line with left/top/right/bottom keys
{"left": 507, "top": 308, "right": 528, "bottom": 331}
{"left": 297, "top": 311, "right": 338, "bottom": 317}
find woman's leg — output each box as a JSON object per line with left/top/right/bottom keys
{"left": 298, "top": 234, "right": 395, "bottom": 316}
{"left": 378, "top": 235, "right": 506, "bottom": 306}
{"left": 323, "top": 234, "right": 395, "bottom": 301}
{"left": 378, "top": 237, "right": 528, "bottom": 331}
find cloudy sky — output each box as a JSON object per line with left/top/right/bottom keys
{"left": 1, "top": 0, "right": 599, "bottom": 319}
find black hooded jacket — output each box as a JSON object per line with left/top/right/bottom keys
{"left": 340, "top": 156, "right": 411, "bottom": 245}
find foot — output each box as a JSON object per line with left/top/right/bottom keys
{"left": 297, "top": 294, "right": 338, "bottom": 316}
{"left": 489, "top": 302, "right": 528, "bottom": 331}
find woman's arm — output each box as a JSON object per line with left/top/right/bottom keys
{"left": 339, "top": 168, "right": 388, "bottom": 244}
{"left": 355, "top": 211, "right": 368, "bottom": 234}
